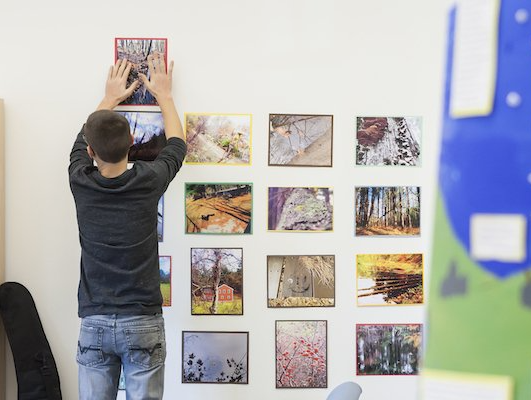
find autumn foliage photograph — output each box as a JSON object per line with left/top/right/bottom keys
{"left": 276, "top": 320, "right": 327, "bottom": 388}
{"left": 185, "top": 184, "right": 252, "bottom": 234}
{"left": 355, "top": 186, "right": 420, "bottom": 236}
{"left": 357, "top": 254, "right": 423, "bottom": 306}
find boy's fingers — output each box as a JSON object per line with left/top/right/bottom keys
{"left": 123, "top": 62, "right": 132, "bottom": 79}
{"left": 168, "top": 60, "right": 174, "bottom": 79}
{"left": 107, "top": 65, "right": 113, "bottom": 81}
{"left": 124, "top": 80, "right": 139, "bottom": 98}
{"left": 147, "top": 54, "right": 156, "bottom": 75}
{"left": 113, "top": 58, "right": 123, "bottom": 77}
{"left": 117, "top": 58, "right": 128, "bottom": 77}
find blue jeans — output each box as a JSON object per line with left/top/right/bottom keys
{"left": 77, "top": 314, "right": 166, "bottom": 400}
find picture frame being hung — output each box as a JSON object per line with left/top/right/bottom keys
{"left": 185, "top": 183, "right": 253, "bottom": 234}
{"left": 182, "top": 331, "right": 249, "bottom": 384}
{"left": 355, "top": 186, "right": 420, "bottom": 237}
{"left": 269, "top": 114, "right": 333, "bottom": 167}
{"left": 191, "top": 248, "right": 243, "bottom": 315}
{"left": 267, "top": 255, "right": 335, "bottom": 308}
{"left": 355, "top": 116, "right": 422, "bottom": 166}
{"left": 114, "top": 37, "right": 168, "bottom": 106}
{"left": 185, "top": 113, "right": 252, "bottom": 165}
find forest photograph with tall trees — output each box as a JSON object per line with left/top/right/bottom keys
{"left": 267, "top": 255, "right": 335, "bottom": 308}
{"left": 191, "top": 248, "right": 243, "bottom": 315}
{"left": 185, "top": 114, "right": 251, "bottom": 165}
{"left": 185, "top": 183, "right": 252, "bottom": 234}
{"left": 356, "top": 324, "right": 422, "bottom": 376}
{"left": 356, "top": 254, "right": 423, "bottom": 306}
{"left": 118, "top": 111, "right": 166, "bottom": 161}
{"left": 268, "top": 187, "right": 333, "bottom": 232}
{"left": 269, "top": 114, "right": 333, "bottom": 167}
{"left": 115, "top": 38, "right": 167, "bottom": 105}
{"left": 276, "top": 320, "right": 327, "bottom": 388}
{"left": 356, "top": 116, "right": 421, "bottom": 166}
{"left": 182, "top": 331, "right": 248, "bottom": 384}
{"left": 355, "top": 186, "right": 420, "bottom": 236}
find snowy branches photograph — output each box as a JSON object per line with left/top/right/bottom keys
{"left": 276, "top": 320, "right": 327, "bottom": 388}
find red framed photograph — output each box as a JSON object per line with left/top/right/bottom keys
{"left": 114, "top": 38, "right": 168, "bottom": 106}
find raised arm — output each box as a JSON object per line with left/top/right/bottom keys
{"left": 139, "top": 53, "right": 185, "bottom": 141}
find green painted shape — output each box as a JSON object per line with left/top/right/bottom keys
{"left": 425, "top": 194, "right": 531, "bottom": 400}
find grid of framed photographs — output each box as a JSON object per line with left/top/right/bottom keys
{"left": 115, "top": 40, "right": 424, "bottom": 390}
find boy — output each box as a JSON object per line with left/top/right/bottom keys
{"left": 69, "top": 53, "right": 186, "bottom": 399}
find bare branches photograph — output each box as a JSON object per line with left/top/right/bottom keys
{"left": 269, "top": 114, "right": 333, "bottom": 167}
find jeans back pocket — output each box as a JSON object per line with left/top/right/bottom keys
{"left": 77, "top": 325, "right": 104, "bottom": 367}
{"left": 124, "top": 326, "right": 166, "bottom": 369}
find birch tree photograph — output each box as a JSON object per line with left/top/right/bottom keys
{"left": 191, "top": 248, "right": 243, "bottom": 315}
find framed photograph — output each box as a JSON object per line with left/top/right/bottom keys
{"left": 159, "top": 255, "right": 171, "bottom": 307}
{"left": 185, "top": 113, "right": 252, "bottom": 165}
{"left": 157, "top": 196, "right": 164, "bottom": 242}
{"left": 267, "top": 255, "right": 334, "bottom": 308}
{"left": 275, "top": 320, "right": 327, "bottom": 388}
{"left": 356, "top": 324, "right": 422, "bottom": 375}
{"left": 117, "top": 111, "right": 166, "bottom": 161}
{"left": 269, "top": 114, "right": 333, "bottom": 167}
{"left": 356, "top": 254, "right": 423, "bottom": 306}
{"left": 114, "top": 38, "right": 167, "bottom": 105}
{"left": 355, "top": 186, "right": 420, "bottom": 236}
{"left": 356, "top": 117, "right": 421, "bottom": 166}
{"left": 185, "top": 183, "right": 252, "bottom": 234}
{"left": 191, "top": 248, "right": 243, "bottom": 315}
{"left": 182, "top": 331, "right": 249, "bottom": 384}
{"left": 268, "top": 187, "right": 333, "bottom": 232}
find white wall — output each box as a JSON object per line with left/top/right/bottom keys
{"left": 0, "top": 0, "right": 452, "bottom": 399}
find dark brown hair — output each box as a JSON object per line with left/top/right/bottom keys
{"left": 83, "top": 110, "right": 131, "bottom": 163}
